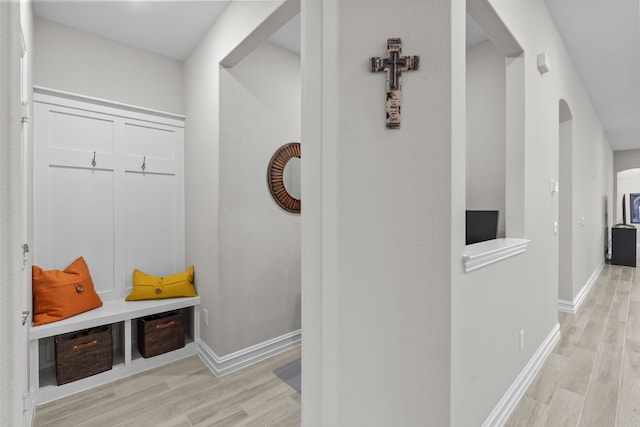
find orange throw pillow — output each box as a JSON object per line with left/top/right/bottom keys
{"left": 32, "top": 257, "right": 103, "bottom": 326}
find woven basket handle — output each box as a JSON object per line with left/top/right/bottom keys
{"left": 73, "top": 340, "right": 98, "bottom": 350}
{"left": 156, "top": 320, "right": 175, "bottom": 330}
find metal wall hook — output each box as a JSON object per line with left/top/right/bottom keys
{"left": 91, "top": 151, "right": 96, "bottom": 167}
{"left": 22, "top": 311, "right": 30, "bottom": 326}
{"left": 141, "top": 156, "right": 146, "bottom": 171}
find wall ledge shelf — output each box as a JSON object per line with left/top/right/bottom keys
{"left": 463, "top": 238, "right": 530, "bottom": 273}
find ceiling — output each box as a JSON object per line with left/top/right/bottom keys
{"left": 32, "top": 1, "right": 639, "bottom": 152}
{"left": 545, "top": 0, "right": 640, "bottom": 152}
{"left": 32, "top": 0, "right": 301, "bottom": 59}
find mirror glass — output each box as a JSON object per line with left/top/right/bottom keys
{"left": 283, "top": 157, "right": 301, "bottom": 200}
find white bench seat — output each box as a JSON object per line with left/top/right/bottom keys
{"left": 30, "top": 296, "right": 200, "bottom": 339}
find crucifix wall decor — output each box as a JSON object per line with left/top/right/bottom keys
{"left": 369, "top": 38, "right": 420, "bottom": 129}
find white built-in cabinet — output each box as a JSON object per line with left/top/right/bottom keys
{"left": 31, "top": 87, "right": 199, "bottom": 404}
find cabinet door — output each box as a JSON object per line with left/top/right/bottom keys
{"left": 123, "top": 121, "right": 184, "bottom": 289}
{"left": 34, "top": 103, "right": 117, "bottom": 298}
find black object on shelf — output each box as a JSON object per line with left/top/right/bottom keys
{"left": 611, "top": 225, "right": 637, "bottom": 267}
{"left": 466, "top": 210, "right": 499, "bottom": 245}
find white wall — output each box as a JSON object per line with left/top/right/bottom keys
{"left": 451, "top": 1, "right": 613, "bottom": 425}
{"left": 21, "top": 2, "right": 35, "bottom": 424}
{"left": 466, "top": 40, "right": 506, "bottom": 238}
{"left": 218, "top": 40, "right": 301, "bottom": 355}
{"left": 302, "top": 0, "right": 457, "bottom": 424}
{"left": 33, "top": 17, "right": 183, "bottom": 114}
{"left": 0, "top": 3, "right": 28, "bottom": 425}
{"left": 183, "top": 0, "right": 298, "bottom": 357}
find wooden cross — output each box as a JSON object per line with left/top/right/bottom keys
{"left": 369, "top": 38, "right": 420, "bottom": 129}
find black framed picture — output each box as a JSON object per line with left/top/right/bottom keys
{"left": 630, "top": 193, "right": 640, "bottom": 223}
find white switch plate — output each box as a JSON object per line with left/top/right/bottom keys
{"left": 553, "top": 221, "right": 558, "bottom": 235}
{"left": 203, "top": 308, "right": 209, "bottom": 327}
{"left": 519, "top": 329, "right": 525, "bottom": 351}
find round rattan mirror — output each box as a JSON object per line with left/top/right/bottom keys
{"left": 267, "top": 142, "right": 301, "bottom": 214}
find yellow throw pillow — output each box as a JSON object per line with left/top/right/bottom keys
{"left": 125, "top": 266, "right": 197, "bottom": 301}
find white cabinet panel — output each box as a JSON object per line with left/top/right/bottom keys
{"left": 49, "top": 110, "right": 115, "bottom": 153}
{"left": 124, "top": 122, "right": 175, "bottom": 160}
{"left": 48, "top": 166, "right": 115, "bottom": 296}
{"left": 125, "top": 172, "right": 181, "bottom": 289}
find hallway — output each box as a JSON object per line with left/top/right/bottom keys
{"left": 506, "top": 260, "right": 640, "bottom": 426}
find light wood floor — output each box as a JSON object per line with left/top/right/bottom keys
{"left": 34, "top": 260, "right": 640, "bottom": 427}
{"left": 506, "top": 261, "right": 640, "bottom": 426}
{"left": 34, "top": 347, "right": 301, "bottom": 427}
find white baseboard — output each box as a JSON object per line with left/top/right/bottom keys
{"left": 558, "top": 262, "right": 604, "bottom": 314}
{"left": 197, "top": 329, "right": 301, "bottom": 377}
{"left": 482, "top": 323, "right": 561, "bottom": 427}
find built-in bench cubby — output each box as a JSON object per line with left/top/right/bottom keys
{"left": 31, "top": 87, "right": 194, "bottom": 404}
{"left": 30, "top": 298, "right": 199, "bottom": 404}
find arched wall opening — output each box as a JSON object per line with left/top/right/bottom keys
{"left": 616, "top": 168, "right": 640, "bottom": 227}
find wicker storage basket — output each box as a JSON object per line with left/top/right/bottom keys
{"left": 55, "top": 325, "right": 113, "bottom": 385}
{"left": 137, "top": 310, "right": 185, "bottom": 358}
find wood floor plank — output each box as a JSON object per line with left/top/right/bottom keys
{"left": 504, "top": 396, "right": 548, "bottom": 427}
{"left": 610, "top": 300, "right": 630, "bottom": 323}
{"left": 525, "top": 352, "right": 569, "bottom": 405}
{"left": 621, "top": 267, "right": 634, "bottom": 282}
{"left": 231, "top": 396, "right": 301, "bottom": 427}
{"left": 616, "top": 374, "right": 640, "bottom": 427}
{"left": 37, "top": 382, "right": 170, "bottom": 426}
{"left": 189, "top": 405, "right": 249, "bottom": 427}
{"left": 556, "top": 305, "right": 592, "bottom": 357}
{"left": 76, "top": 374, "right": 215, "bottom": 427}
{"left": 578, "top": 344, "right": 623, "bottom": 427}
{"left": 559, "top": 347, "right": 597, "bottom": 396}
{"left": 543, "top": 387, "right": 583, "bottom": 427}
{"left": 603, "top": 320, "right": 627, "bottom": 347}
{"left": 629, "top": 300, "right": 640, "bottom": 318}
{"left": 624, "top": 316, "right": 640, "bottom": 377}
{"left": 239, "top": 382, "right": 297, "bottom": 415}
{"left": 121, "top": 376, "right": 225, "bottom": 427}
{"left": 576, "top": 304, "right": 609, "bottom": 351}
{"left": 630, "top": 279, "right": 640, "bottom": 302}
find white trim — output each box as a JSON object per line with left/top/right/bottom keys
{"left": 557, "top": 298, "right": 575, "bottom": 314}
{"left": 558, "top": 262, "right": 604, "bottom": 314}
{"left": 483, "top": 323, "right": 561, "bottom": 427}
{"left": 23, "top": 388, "right": 35, "bottom": 427}
{"left": 20, "top": 26, "right": 26, "bottom": 58}
{"left": 33, "top": 86, "right": 185, "bottom": 124}
{"left": 463, "top": 238, "right": 530, "bottom": 273}
{"left": 197, "top": 329, "right": 301, "bottom": 377}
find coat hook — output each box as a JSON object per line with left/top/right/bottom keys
{"left": 91, "top": 151, "right": 96, "bottom": 167}
{"left": 141, "top": 156, "right": 146, "bottom": 171}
